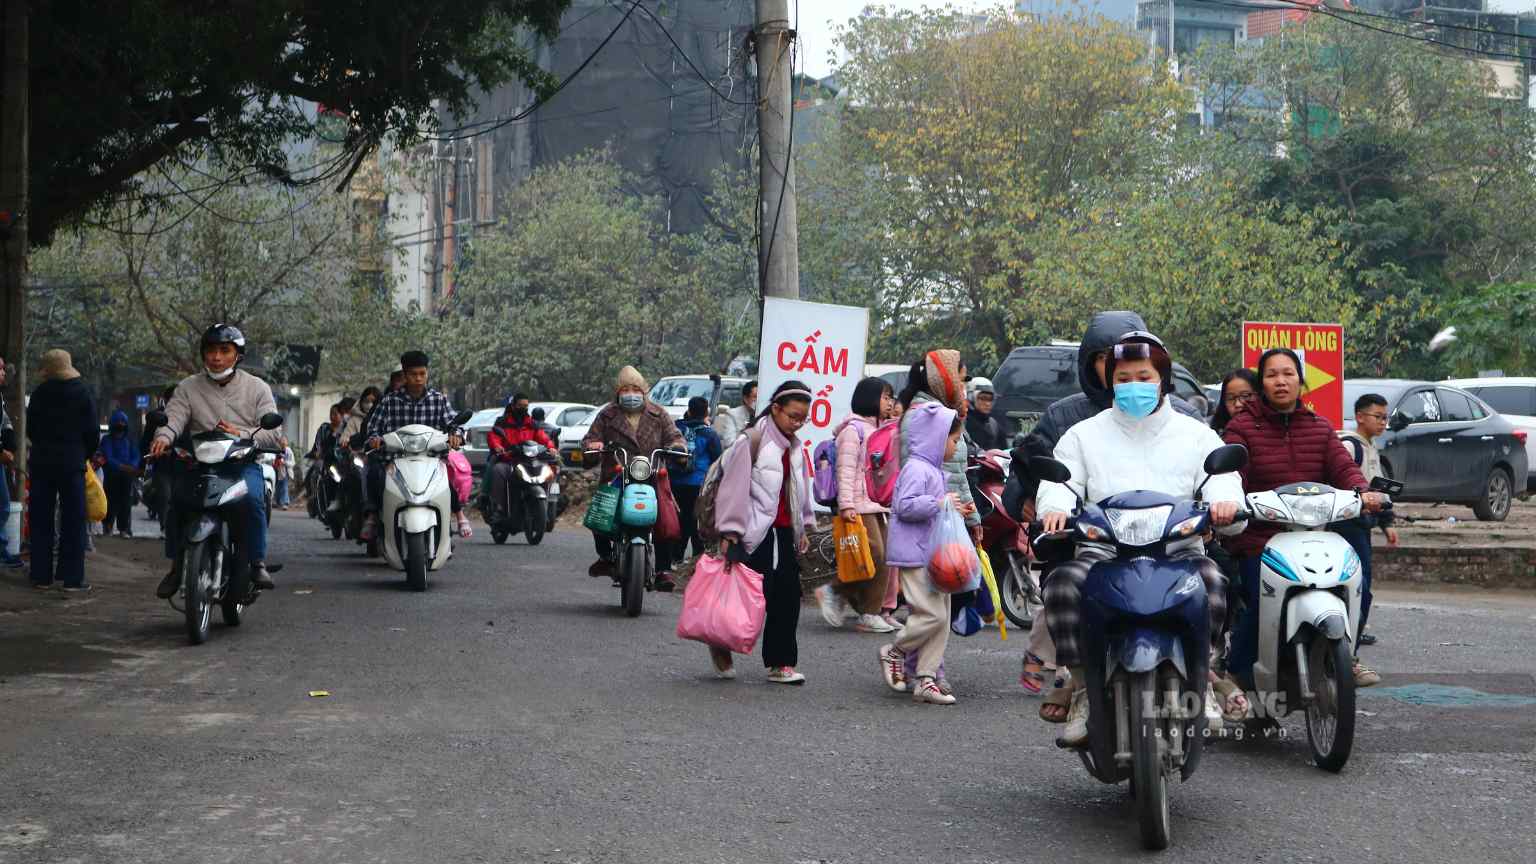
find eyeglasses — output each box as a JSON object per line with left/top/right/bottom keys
{"left": 1224, "top": 392, "right": 1256, "bottom": 406}
{"left": 1359, "top": 412, "right": 1388, "bottom": 422}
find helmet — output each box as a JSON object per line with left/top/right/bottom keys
{"left": 968, "top": 376, "right": 995, "bottom": 398}
{"left": 200, "top": 323, "right": 247, "bottom": 356}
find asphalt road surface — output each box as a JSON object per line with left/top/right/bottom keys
{"left": 2, "top": 510, "right": 1534, "bottom": 863}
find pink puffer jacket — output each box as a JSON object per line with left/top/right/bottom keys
{"left": 834, "top": 414, "right": 888, "bottom": 515}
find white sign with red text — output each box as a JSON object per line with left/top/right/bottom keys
{"left": 756, "top": 298, "right": 870, "bottom": 488}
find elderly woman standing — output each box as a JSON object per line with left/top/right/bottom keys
{"left": 26, "top": 350, "right": 100, "bottom": 592}
{"left": 582, "top": 366, "right": 686, "bottom": 590}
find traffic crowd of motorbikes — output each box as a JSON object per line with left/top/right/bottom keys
{"left": 18, "top": 310, "right": 1404, "bottom": 850}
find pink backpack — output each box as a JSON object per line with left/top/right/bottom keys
{"left": 864, "top": 421, "right": 900, "bottom": 507}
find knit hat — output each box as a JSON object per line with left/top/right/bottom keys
{"left": 40, "top": 349, "right": 81, "bottom": 382}
{"left": 924, "top": 349, "right": 964, "bottom": 409}
{"left": 616, "top": 365, "right": 647, "bottom": 393}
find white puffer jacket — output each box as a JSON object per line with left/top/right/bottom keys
{"left": 714, "top": 416, "right": 815, "bottom": 554}
{"left": 1037, "top": 402, "right": 1244, "bottom": 532}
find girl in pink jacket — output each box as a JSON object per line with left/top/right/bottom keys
{"left": 814, "top": 377, "right": 898, "bottom": 633}
{"left": 712, "top": 381, "right": 817, "bottom": 684}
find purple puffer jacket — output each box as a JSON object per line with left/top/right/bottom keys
{"left": 886, "top": 402, "right": 955, "bottom": 568}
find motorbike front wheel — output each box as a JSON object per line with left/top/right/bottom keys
{"left": 1305, "top": 636, "right": 1356, "bottom": 773}
{"left": 998, "top": 552, "right": 1039, "bottom": 629}
{"left": 524, "top": 497, "right": 546, "bottom": 546}
{"left": 1130, "top": 669, "right": 1171, "bottom": 850}
{"left": 182, "top": 539, "right": 215, "bottom": 645}
{"left": 221, "top": 557, "right": 249, "bottom": 627}
{"left": 621, "top": 541, "right": 647, "bottom": 617}
{"left": 405, "top": 531, "right": 429, "bottom": 592}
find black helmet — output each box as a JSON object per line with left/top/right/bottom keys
{"left": 201, "top": 323, "right": 247, "bottom": 356}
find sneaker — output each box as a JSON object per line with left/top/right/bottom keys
{"left": 880, "top": 612, "right": 904, "bottom": 631}
{"left": 710, "top": 647, "right": 736, "bottom": 679}
{"left": 1059, "top": 689, "right": 1090, "bottom": 748}
{"left": 815, "top": 585, "right": 845, "bottom": 628}
{"left": 767, "top": 666, "right": 806, "bottom": 685}
{"left": 878, "top": 644, "right": 908, "bottom": 693}
{"left": 155, "top": 568, "right": 180, "bottom": 599}
{"left": 855, "top": 613, "right": 897, "bottom": 634}
{"left": 912, "top": 676, "right": 956, "bottom": 705}
{"left": 359, "top": 514, "right": 380, "bottom": 542}
{"left": 32, "top": 581, "right": 54, "bottom": 590}
{"left": 250, "top": 563, "right": 276, "bottom": 591}
{"left": 654, "top": 571, "right": 676, "bottom": 593}
{"left": 61, "top": 584, "right": 92, "bottom": 594}
{"left": 1358, "top": 632, "right": 1378, "bottom": 647}
{"left": 1353, "top": 660, "right": 1380, "bottom": 687}
{"left": 457, "top": 515, "right": 473, "bottom": 540}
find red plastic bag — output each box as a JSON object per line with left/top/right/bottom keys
{"left": 654, "top": 469, "right": 682, "bottom": 544}
{"left": 676, "top": 554, "right": 766, "bottom": 654}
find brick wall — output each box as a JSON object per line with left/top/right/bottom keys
{"left": 1373, "top": 545, "right": 1536, "bottom": 590}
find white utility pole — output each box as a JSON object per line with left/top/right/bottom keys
{"left": 755, "top": 0, "right": 799, "bottom": 300}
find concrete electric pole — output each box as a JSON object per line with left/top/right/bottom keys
{"left": 1, "top": 0, "right": 28, "bottom": 472}
{"left": 755, "top": 0, "right": 799, "bottom": 300}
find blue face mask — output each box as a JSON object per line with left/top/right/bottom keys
{"left": 1113, "top": 381, "right": 1161, "bottom": 419}
{"left": 618, "top": 393, "right": 645, "bottom": 411}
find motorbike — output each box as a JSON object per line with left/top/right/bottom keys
{"left": 312, "top": 457, "right": 346, "bottom": 539}
{"left": 487, "top": 440, "right": 561, "bottom": 546}
{"left": 1242, "top": 474, "right": 1399, "bottom": 772}
{"left": 167, "top": 412, "right": 286, "bottom": 645}
{"left": 1028, "top": 443, "right": 1248, "bottom": 850}
{"left": 373, "top": 411, "right": 473, "bottom": 591}
{"left": 586, "top": 445, "right": 690, "bottom": 617}
{"left": 969, "top": 448, "right": 1040, "bottom": 628}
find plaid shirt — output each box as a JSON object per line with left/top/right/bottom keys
{"left": 364, "top": 387, "right": 457, "bottom": 439}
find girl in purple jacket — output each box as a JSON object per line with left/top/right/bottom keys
{"left": 877, "top": 402, "right": 964, "bottom": 705}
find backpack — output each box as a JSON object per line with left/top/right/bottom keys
{"left": 864, "top": 421, "right": 901, "bottom": 507}
{"left": 696, "top": 426, "right": 763, "bottom": 543}
{"left": 811, "top": 439, "right": 840, "bottom": 507}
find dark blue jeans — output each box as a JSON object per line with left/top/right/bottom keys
{"left": 1332, "top": 520, "right": 1374, "bottom": 649}
{"left": 1228, "top": 556, "right": 1263, "bottom": 689}
{"left": 165, "top": 463, "right": 268, "bottom": 564}
{"left": 30, "top": 464, "right": 87, "bottom": 587}
{"left": 0, "top": 465, "right": 13, "bottom": 559}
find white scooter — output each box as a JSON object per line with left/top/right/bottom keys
{"left": 1243, "top": 476, "right": 1398, "bottom": 772}
{"left": 376, "top": 411, "right": 472, "bottom": 591}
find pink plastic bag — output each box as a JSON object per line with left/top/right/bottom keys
{"left": 445, "top": 450, "right": 473, "bottom": 505}
{"left": 676, "top": 554, "right": 766, "bottom": 654}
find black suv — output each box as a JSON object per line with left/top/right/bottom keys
{"left": 991, "top": 345, "right": 1211, "bottom": 439}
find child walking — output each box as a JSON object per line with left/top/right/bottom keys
{"left": 878, "top": 402, "right": 964, "bottom": 705}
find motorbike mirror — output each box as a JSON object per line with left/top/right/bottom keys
{"left": 1203, "top": 443, "right": 1248, "bottom": 476}
{"left": 1028, "top": 456, "right": 1071, "bottom": 485}
{"left": 1369, "top": 476, "right": 1404, "bottom": 495}
{"left": 450, "top": 410, "right": 473, "bottom": 427}
{"left": 1388, "top": 413, "right": 1410, "bottom": 432}
{"left": 258, "top": 412, "right": 285, "bottom": 431}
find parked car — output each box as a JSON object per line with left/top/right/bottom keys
{"left": 556, "top": 404, "right": 602, "bottom": 466}
{"left": 991, "top": 344, "right": 1211, "bottom": 440}
{"left": 1343, "top": 379, "right": 1529, "bottom": 521}
{"left": 461, "top": 402, "right": 598, "bottom": 469}
{"left": 864, "top": 363, "right": 910, "bottom": 396}
{"left": 648, "top": 375, "right": 747, "bottom": 420}
{"left": 1444, "top": 377, "right": 1536, "bottom": 492}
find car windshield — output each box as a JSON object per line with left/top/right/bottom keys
{"left": 649, "top": 379, "right": 717, "bottom": 405}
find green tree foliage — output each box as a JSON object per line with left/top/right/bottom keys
{"left": 31, "top": 0, "right": 572, "bottom": 246}
{"left": 1440, "top": 282, "right": 1536, "bottom": 376}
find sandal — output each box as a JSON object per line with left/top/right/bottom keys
{"left": 1019, "top": 652, "right": 1049, "bottom": 696}
{"left": 1212, "top": 675, "right": 1250, "bottom": 722}
{"left": 1040, "top": 685, "right": 1073, "bottom": 723}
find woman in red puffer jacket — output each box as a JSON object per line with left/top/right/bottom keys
{"left": 1221, "top": 348, "right": 1385, "bottom": 689}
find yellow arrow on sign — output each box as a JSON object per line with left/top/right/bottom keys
{"left": 1305, "top": 362, "right": 1336, "bottom": 391}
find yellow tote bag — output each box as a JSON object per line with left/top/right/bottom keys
{"left": 84, "top": 462, "right": 108, "bottom": 523}
{"left": 833, "top": 515, "right": 876, "bottom": 583}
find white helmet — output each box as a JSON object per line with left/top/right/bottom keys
{"left": 969, "top": 376, "right": 995, "bottom": 399}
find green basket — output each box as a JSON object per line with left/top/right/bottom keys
{"left": 583, "top": 483, "right": 622, "bottom": 536}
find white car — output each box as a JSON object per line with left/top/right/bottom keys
{"left": 1445, "top": 377, "right": 1536, "bottom": 492}
{"left": 648, "top": 375, "right": 748, "bottom": 420}
{"left": 461, "top": 402, "right": 598, "bottom": 469}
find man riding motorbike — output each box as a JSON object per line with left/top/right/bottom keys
{"left": 359, "top": 351, "right": 469, "bottom": 541}
{"left": 582, "top": 366, "right": 686, "bottom": 591}
{"left": 1036, "top": 332, "right": 1246, "bottom": 746}
{"left": 150, "top": 324, "right": 282, "bottom": 598}
{"left": 965, "top": 377, "right": 1007, "bottom": 452}
{"left": 486, "top": 394, "right": 557, "bottom": 522}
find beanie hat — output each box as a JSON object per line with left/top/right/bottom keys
{"left": 616, "top": 365, "right": 647, "bottom": 393}
{"left": 924, "top": 349, "right": 964, "bottom": 409}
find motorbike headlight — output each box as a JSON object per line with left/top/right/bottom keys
{"left": 1280, "top": 493, "right": 1335, "bottom": 527}
{"left": 353, "top": 455, "right": 366, "bottom": 469}
{"left": 194, "top": 440, "right": 234, "bottom": 464}
{"left": 1104, "top": 505, "right": 1173, "bottom": 547}
{"left": 398, "top": 431, "right": 430, "bottom": 455}
{"left": 522, "top": 442, "right": 540, "bottom": 458}
{"left": 628, "top": 456, "right": 652, "bottom": 482}
{"left": 328, "top": 466, "right": 341, "bottom": 482}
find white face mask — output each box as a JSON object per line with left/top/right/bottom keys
{"left": 205, "top": 365, "right": 236, "bottom": 382}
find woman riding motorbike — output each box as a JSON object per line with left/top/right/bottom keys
{"left": 1221, "top": 347, "right": 1383, "bottom": 690}
{"left": 581, "top": 366, "right": 686, "bottom": 591}
{"left": 1037, "top": 332, "right": 1246, "bottom": 746}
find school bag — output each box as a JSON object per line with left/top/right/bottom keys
{"left": 864, "top": 421, "right": 900, "bottom": 507}
{"left": 811, "top": 438, "right": 842, "bottom": 507}
{"left": 695, "top": 426, "right": 763, "bottom": 543}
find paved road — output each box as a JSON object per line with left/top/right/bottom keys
{"left": 2, "top": 510, "right": 1534, "bottom": 863}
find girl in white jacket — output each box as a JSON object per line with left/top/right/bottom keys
{"left": 1035, "top": 333, "right": 1247, "bottom": 746}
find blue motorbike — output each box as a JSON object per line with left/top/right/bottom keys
{"left": 1030, "top": 443, "right": 1248, "bottom": 850}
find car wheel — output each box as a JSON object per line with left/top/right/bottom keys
{"left": 1472, "top": 466, "right": 1514, "bottom": 522}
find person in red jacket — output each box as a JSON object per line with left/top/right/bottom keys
{"left": 485, "top": 394, "right": 556, "bottom": 520}
{"left": 1221, "top": 348, "right": 1385, "bottom": 690}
